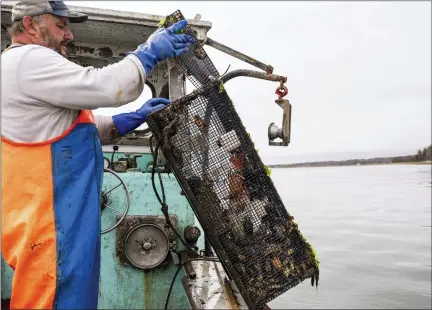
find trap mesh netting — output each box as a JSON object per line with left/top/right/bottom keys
{"left": 147, "top": 10, "right": 320, "bottom": 309}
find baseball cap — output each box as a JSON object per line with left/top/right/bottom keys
{"left": 11, "top": 1, "right": 88, "bottom": 23}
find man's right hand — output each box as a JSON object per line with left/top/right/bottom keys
{"left": 127, "top": 20, "right": 195, "bottom": 75}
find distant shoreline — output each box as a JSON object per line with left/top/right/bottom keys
{"left": 268, "top": 161, "right": 432, "bottom": 169}
{"left": 266, "top": 145, "right": 432, "bottom": 169}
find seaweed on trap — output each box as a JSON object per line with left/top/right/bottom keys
{"left": 147, "top": 10, "right": 320, "bottom": 309}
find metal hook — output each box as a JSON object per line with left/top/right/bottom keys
{"left": 275, "top": 80, "right": 288, "bottom": 100}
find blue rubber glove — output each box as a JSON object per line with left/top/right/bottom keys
{"left": 112, "top": 98, "right": 171, "bottom": 136}
{"left": 126, "top": 20, "right": 195, "bottom": 75}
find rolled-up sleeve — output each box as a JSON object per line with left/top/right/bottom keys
{"left": 94, "top": 114, "right": 120, "bottom": 144}
{"left": 18, "top": 45, "right": 147, "bottom": 110}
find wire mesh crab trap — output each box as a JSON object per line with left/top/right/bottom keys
{"left": 147, "top": 10, "right": 320, "bottom": 309}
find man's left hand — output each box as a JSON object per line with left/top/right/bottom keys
{"left": 112, "top": 97, "right": 171, "bottom": 136}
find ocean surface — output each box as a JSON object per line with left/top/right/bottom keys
{"left": 267, "top": 164, "right": 431, "bottom": 309}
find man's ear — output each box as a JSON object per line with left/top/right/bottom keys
{"left": 22, "top": 16, "right": 38, "bottom": 35}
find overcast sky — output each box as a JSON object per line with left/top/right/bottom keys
{"left": 7, "top": 1, "right": 431, "bottom": 162}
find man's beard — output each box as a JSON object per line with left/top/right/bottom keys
{"left": 39, "top": 26, "right": 68, "bottom": 57}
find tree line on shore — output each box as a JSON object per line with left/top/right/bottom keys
{"left": 268, "top": 145, "right": 432, "bottom": 168}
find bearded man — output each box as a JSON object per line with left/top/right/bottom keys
{"left": 1, "top": 1, "right": 194, "bottom": 309}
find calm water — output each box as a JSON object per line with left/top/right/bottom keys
{"left": 267, "top": 164, "right": 431, "bottom": 309}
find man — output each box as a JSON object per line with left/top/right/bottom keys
{"left": 1, "top": 1, "right": 195, "bottom": 309}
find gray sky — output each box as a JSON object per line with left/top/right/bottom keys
{"left": 19, "top": 1, "right": 432, "bottom": 162}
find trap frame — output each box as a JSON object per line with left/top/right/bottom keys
{"left": 147, "top": 10, "right": 320, "bottom": 309}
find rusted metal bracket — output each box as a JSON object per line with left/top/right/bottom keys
{"left": 205, "top": 37, "right": 274, "bottom": 74}
{"left": 268, "top": 80, "right": 291, "bottom": 146}
{"left": 268, "top": 99, "right": 292, "bottom": 146}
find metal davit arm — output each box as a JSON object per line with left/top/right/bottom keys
{"left": 219, "top": 69, "right": 287, "bottom": 84}
{"left": 203, "top": 34, "right": 292, "bottom": 147}
{"left": 219, "top": 69, "right": 292, "bottom": 147}
{"left": 204, "top": 37, "right": 274, "bottom": 74}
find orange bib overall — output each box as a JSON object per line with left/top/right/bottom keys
{"left": 2, "top": 98, "right": 103, "bottom": 309}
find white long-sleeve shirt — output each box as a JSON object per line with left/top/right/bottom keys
{"left": 1, "top": 43, "right": 147, "bottom": 143}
